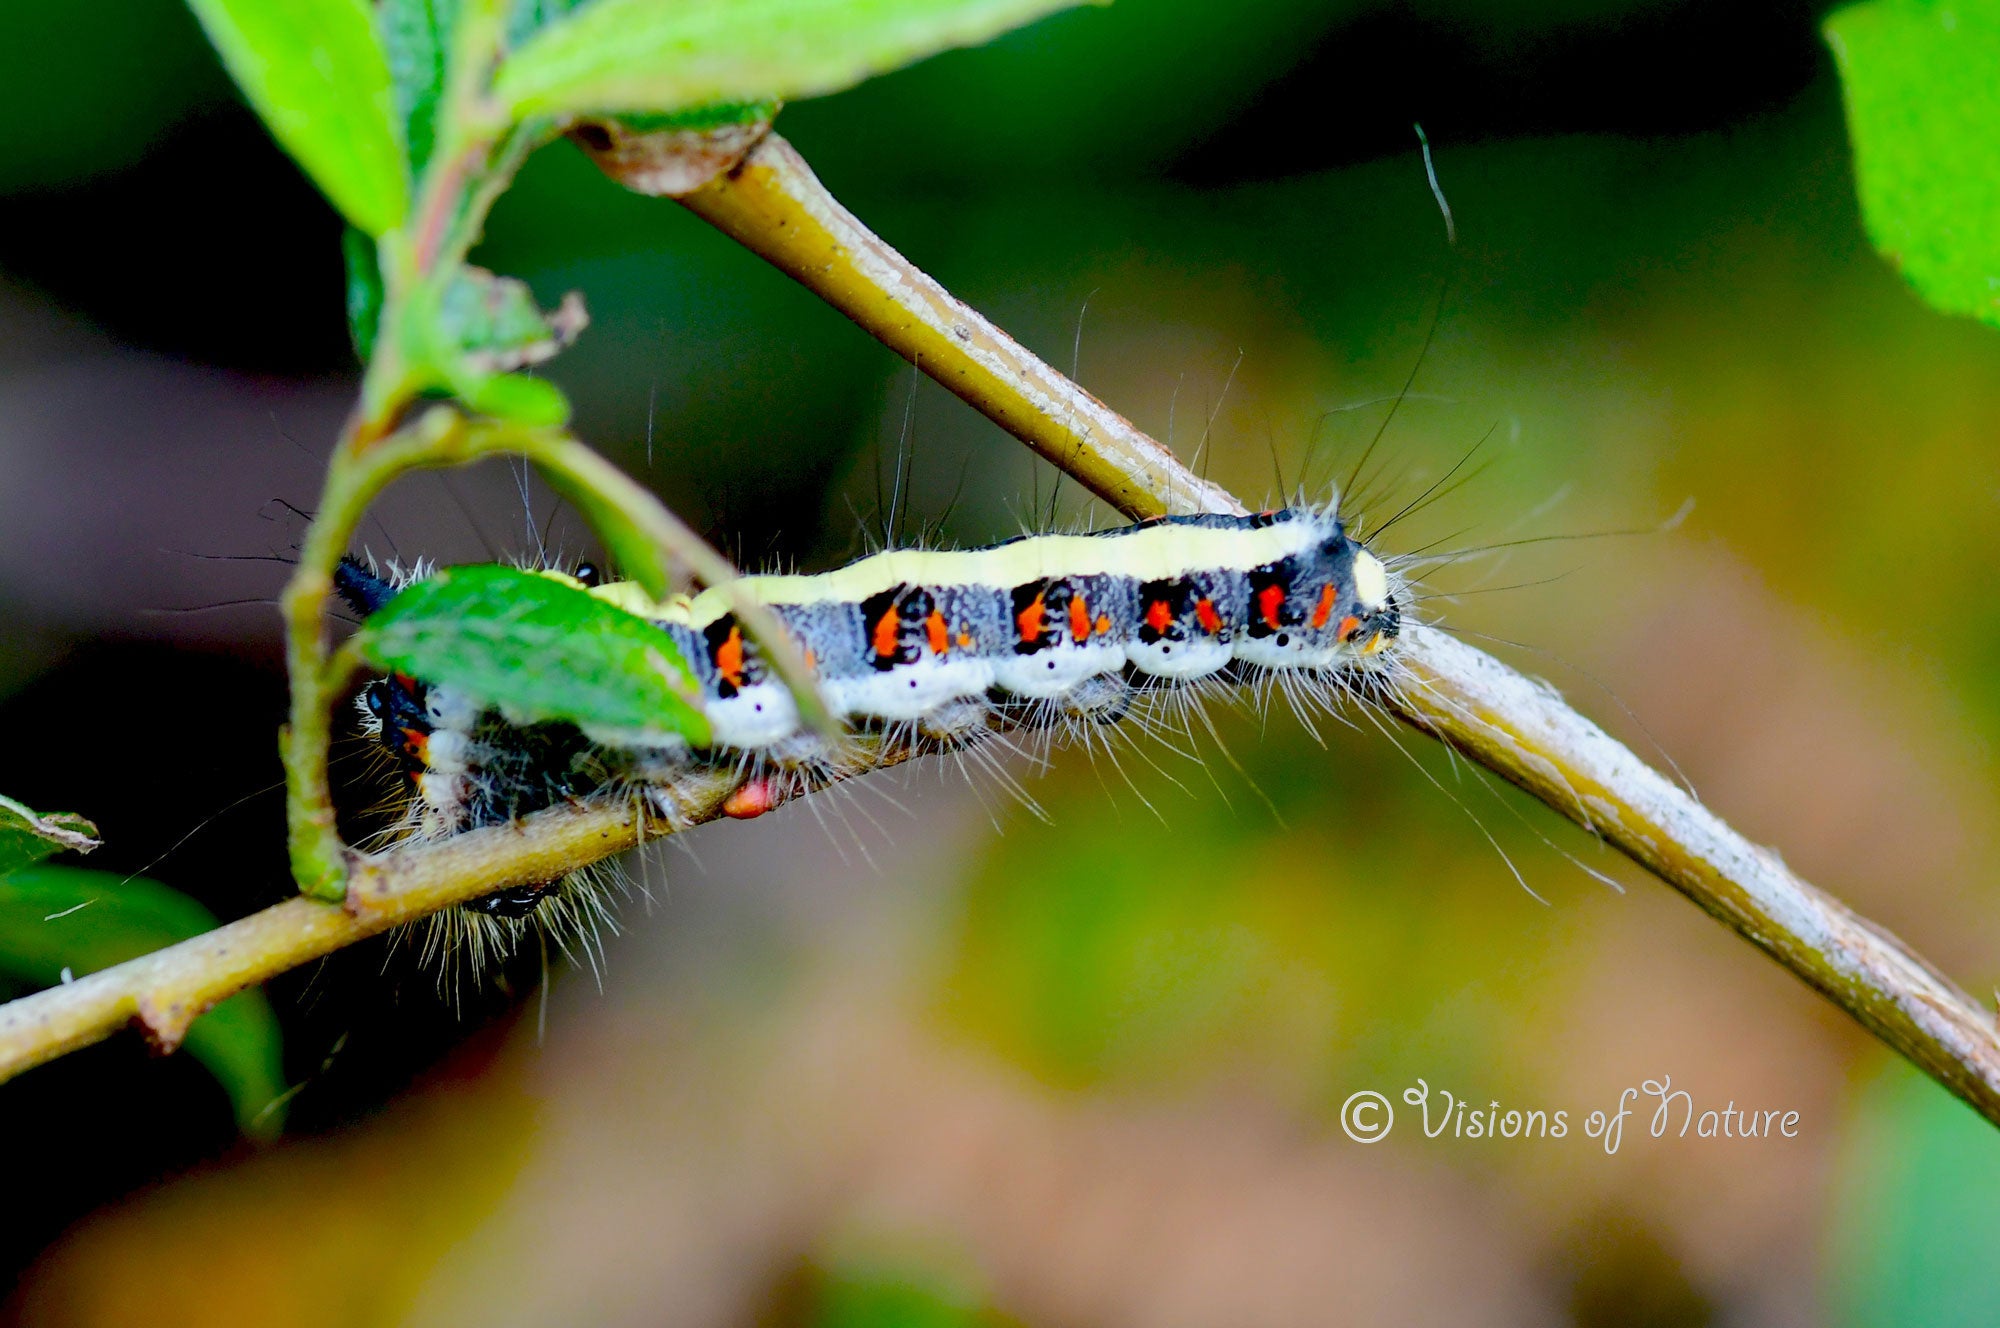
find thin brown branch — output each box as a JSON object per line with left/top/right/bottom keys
{"left": 0, "top": 742, "right": 919, "bottom": 1083}
{"left": 670, "top": 133, "right": 2000, "bottom": 1125}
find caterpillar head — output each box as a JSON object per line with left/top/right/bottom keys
{"left": 1345, "top": 545, "right": 1402, "bottom": 655}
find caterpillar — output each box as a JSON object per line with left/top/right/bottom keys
{"left": 335, "top": 502, "right": 1403, "bottom": 975}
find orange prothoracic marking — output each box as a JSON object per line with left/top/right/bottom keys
{"left": 1068, "top": 595, "right": 1091, "bottom": 644}
{"left": 1144, "top": 599, "right": 1173, "bottom": 634}
{"left": 926, "top": 609, "right": 950, "bottom": 655}
{"left": 1194, "top": 597, "right": 1222, "bottom": 635}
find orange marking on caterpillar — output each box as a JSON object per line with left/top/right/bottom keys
{"left": 957, "top": 628, "right": 974, "bottom": 648}
{"left": 1195, "top": 597, "right": 1222, "bottom": 635}
{"left": 400, "top": 728, "right": 429, "bottom": 763}
{"left": 803, "top": 648, "right": 817, "bottom": 672}
{"left": 1311, "top": 583, "right": 1337, "bottom": 630}
{"left": 872, "top": 604, "right": 902, "bottom": 660}
{"left": 723, "top": 778, "right": 776, "bottom": 819}
{"left": 1017, "top": 594, "right": 1047, "bottom": 645}
{"left": 715, "top": 625, "right": 747, "bottom": 688}
{"left": 1336, "top": 614, "right": 1361, "bottom": 643}
{"left": 926, "top": 609, "right": 950, "bottom": 655}
{"left": 1068, "top": 594, "right": 1091, "bottom": 644}
{"left": 1144, "top": 599, "right": 1174, "bottom": 634}
{"left": 1257, "top": 583, "right": 1286, "bottom": 631}
{"left": 1095, "top": 613, "right": 1112, "bottom": 636}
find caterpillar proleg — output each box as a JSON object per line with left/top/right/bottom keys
{"left": 337, "top": 502, "right": 1403, "bottom": 975}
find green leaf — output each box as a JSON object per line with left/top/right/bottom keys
{"left": 343, "top": 225, "right": 385, "bottom": 362}
{"left": 430, "top": 265, "right": 586, "bottom": 421}
{"left": 0, "top": 866, "right": 287, "bottom": 1138}
{"left": 1826, "top": 0, "right": 2000, "bottom": 326}
{"left": 356, "top": 564, "right": 711, "bottom": 746}
{"left": 378, "top": 0, "right": 460, "bottom": 179}
{"left": 493, "top": 0, "right": 1096, "bottom": 120}
{"left": 185, "top": 0, "right": 410, "bottom": 235}
{"left": 0, "top": 795, "right": 100, "bottom": 879}
{"left": 439, "top": 265, "right": 589, "bottom": 374}
{"left": 467, "top": 372, "right": 573, "bottom": 425}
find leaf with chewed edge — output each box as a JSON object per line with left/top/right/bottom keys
{"left": 356, "top": 563, "right": 712, "bottom": 746}
{"left": 0, "top": 866, "right": 287, "bottom": 1138}
{"left": 0, "top": 794, "right": 100, "bottom": 879}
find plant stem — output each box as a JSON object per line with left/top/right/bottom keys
{"left": 675, "top": 132, "right": 2000, "bottom": 1126}
{"left": 0, "top": 743, "right": 930, "bottom": 1081}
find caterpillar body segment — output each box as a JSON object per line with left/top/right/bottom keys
{"left": 337, "top": 503, "right": 1403, "bottom": 975}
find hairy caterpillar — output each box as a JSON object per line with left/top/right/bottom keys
{"left": 336, "top": 503, "right": 1403, "bottom": 973}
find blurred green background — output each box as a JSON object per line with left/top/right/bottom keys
{"left": 4, "top": 0, "right": 2000, "bottom": 1324}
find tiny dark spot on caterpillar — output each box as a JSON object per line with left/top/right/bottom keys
{"left": 572, "top": 123, "right": 613, "bottom": 151}
{"left": 1276, "top": 633, "right": 1291, "bottom": 647}
{"left": 574, "top": 561, "right": 602, "bottom": 587}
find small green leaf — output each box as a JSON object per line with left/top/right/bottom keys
{"left": 440, "top": 266, "right": 589, "bottom": 374}
{"left": 357, "top": 564, "right": 711, "bottom": 746}
{"left": 343, "top": 226, "right": 385, "bottom": 363}
{"left": 185, "top": 0, "right": 411, "bottom": 235}
{"left": 1826, "top": 0, "right": 2000, "bottom": 325}
{"left": 493, "top": 0, "right": 1095, "bottom": 120}
{"left": 466, "top": 372, "right": 573, "bottom": 425}
{"left": 0, "top": 866, "right": 287, "bottom": 1137}
{"left": 0, "top": 795, "right": 100, "bottom": 879}
{"left": 378, "top": 0, "right": 460, "bottom": 179}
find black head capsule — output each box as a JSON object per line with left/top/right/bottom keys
{"left": 574, "top": 561, "right": 602, "bottom": 588}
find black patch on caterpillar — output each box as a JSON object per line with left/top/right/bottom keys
{"left": 1247, "top": 558, "right": 1305, "bottom": 640}
{"left": 1011, "top": 577, "right": 1098, "bottom": 654}
{"left": 861, "top": 584, "right": 933, "bottom": 671}
{"left": 702, "top": 614, "right": 765, "bottom": 698}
